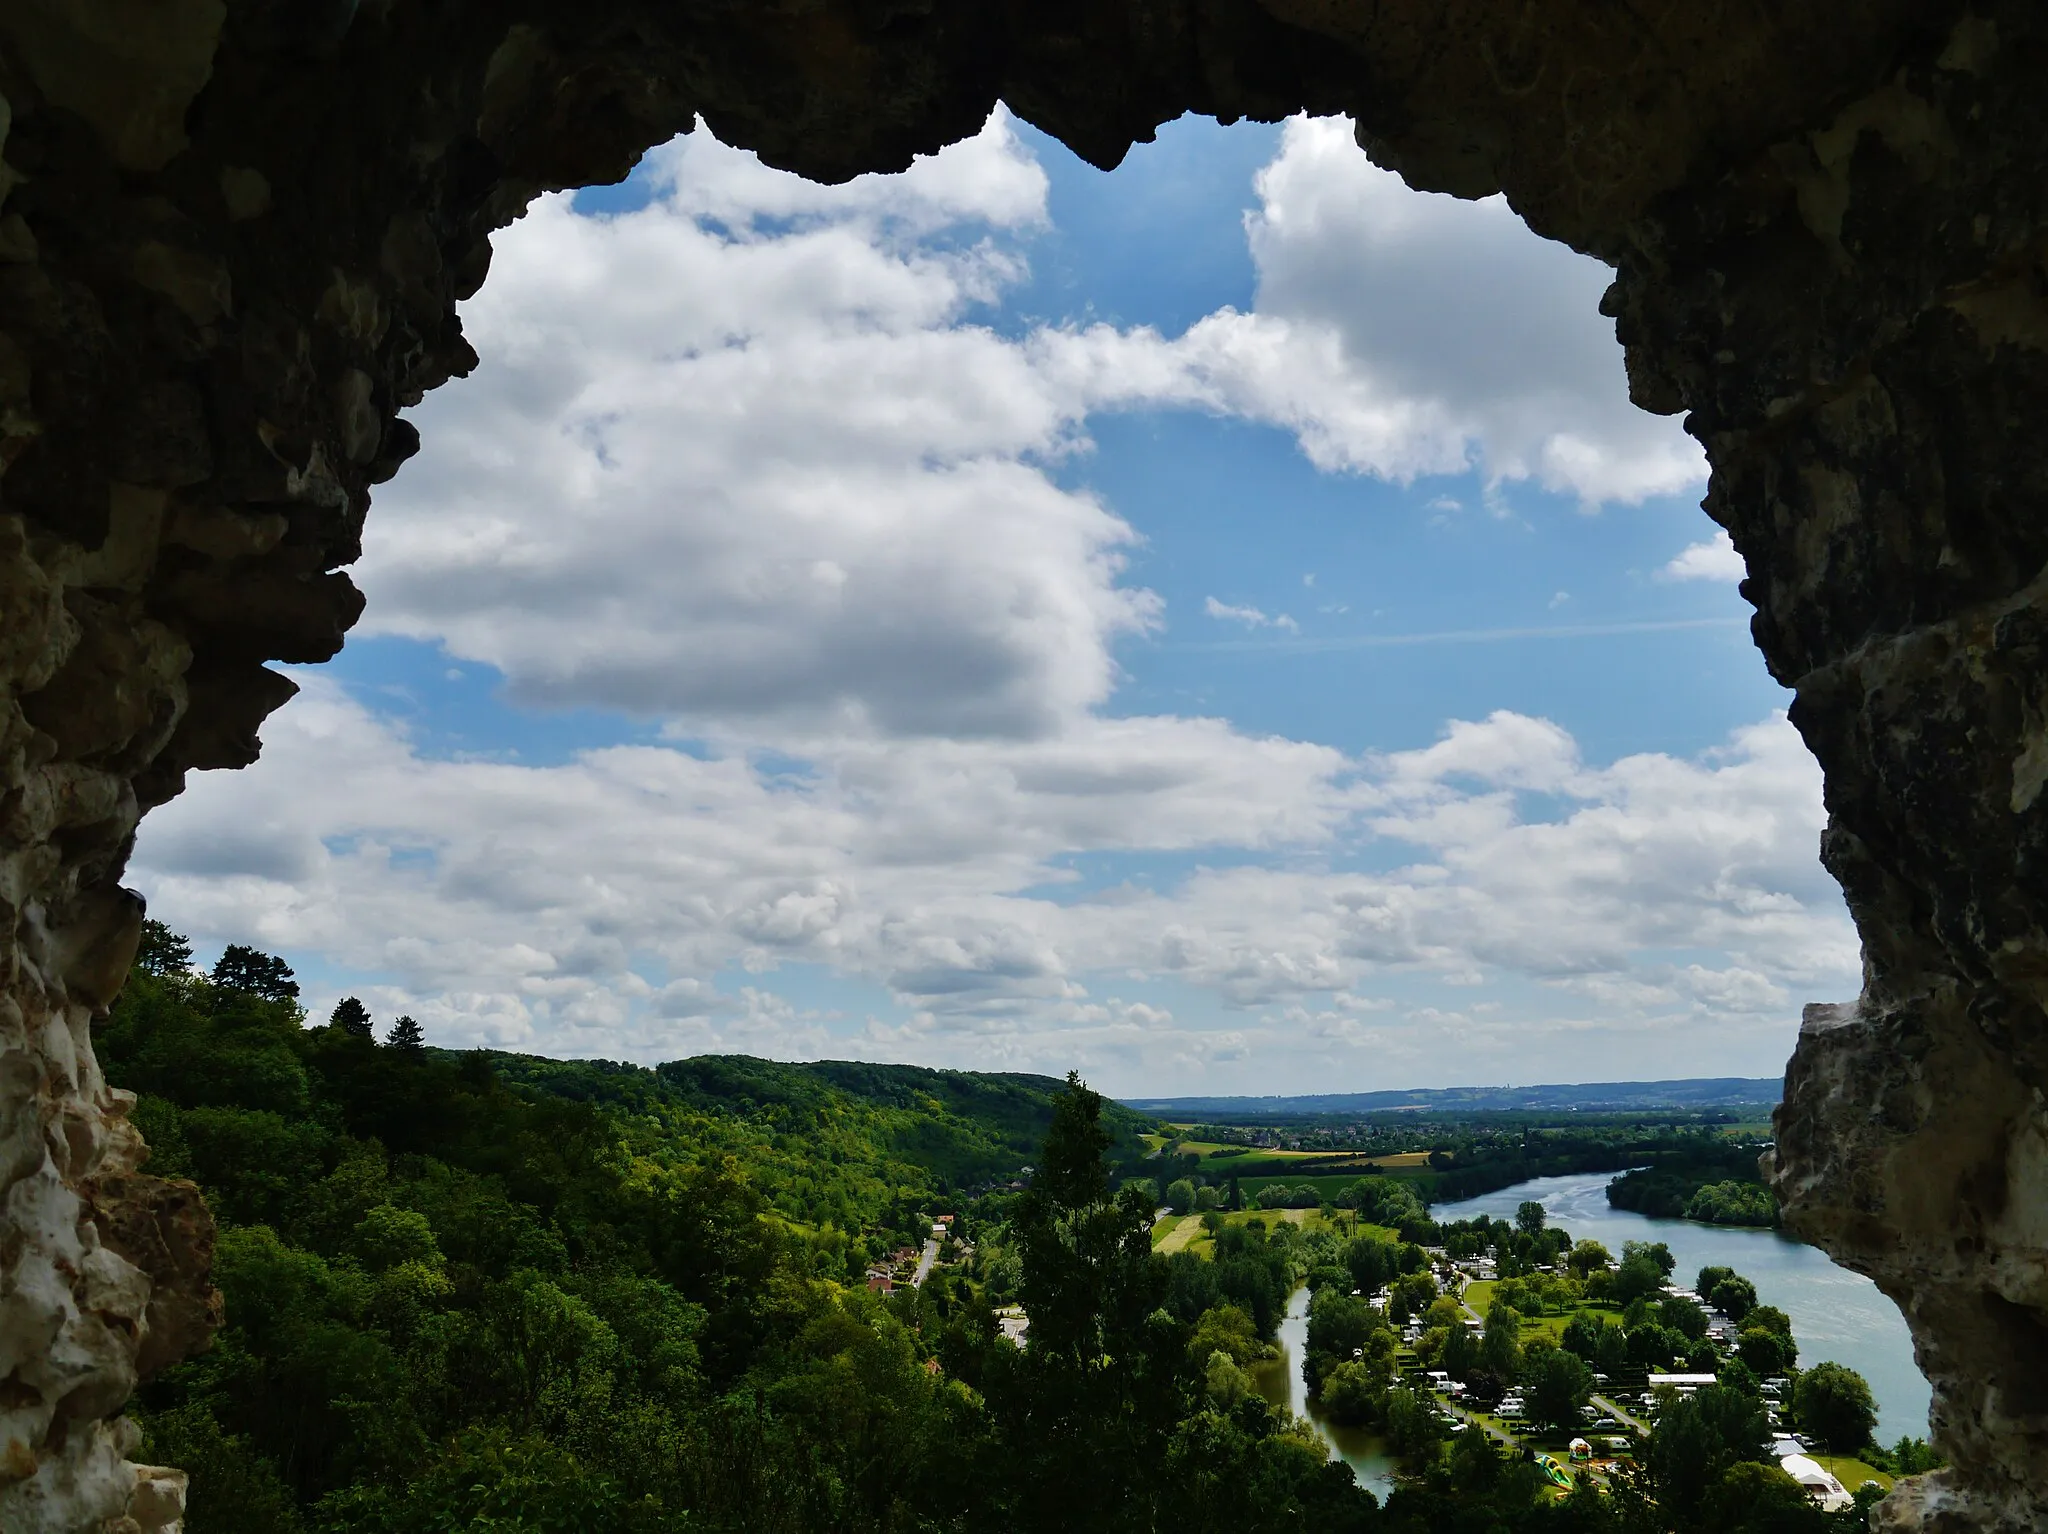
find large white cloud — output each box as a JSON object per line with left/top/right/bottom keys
{"left": 129, "top": 112, "right": 1821, "bottom": 1092}
{"left": 362, "top": 112, "right": 1704, "bottom": 739}
{"left": 133, "top": 681, "right": 1851, "bottom": 1085}
{"left": 1236, "top": 117, "right": 1705, "bottom": 503}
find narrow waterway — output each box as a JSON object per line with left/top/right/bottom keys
{"left": 1433, "top": 1172, "right": 1929, "bottom": 1442}
{"left": 1253, "top": 1286, "right": 1399, "bottom": 1500}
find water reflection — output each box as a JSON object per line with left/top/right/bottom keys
{"left": 1253, "top": 1286, "right": 1398, "bottom": 1500}
{"left": 1433, "top": 1172, "right": 1929, "bottom": 1442}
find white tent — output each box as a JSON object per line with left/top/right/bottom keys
{"left": 1779, "top": 1454, "right": 1854, "bottom": 1513}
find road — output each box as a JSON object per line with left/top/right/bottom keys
{"left": 1439, "top": 1396, "right": 1517, "bottom": 1449}
{"left": 1591, "top": 1393, "right": 1650, "bottom": 1434}
{"left": 911, "top": 1237, "right": 939, "bottom": 1287}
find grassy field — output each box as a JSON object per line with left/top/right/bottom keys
{"left": 1236, "top": 1170, "right": 1434, "bottom": 1203}
{"left": 1813, "top": 1456, "right": 1892, "bottom": 1493}
{"left": 1148, "top": 1207, "right": 1398, "bottom": 1257}
{"left": 1459, "top": 1279, "right": 1624, "bottom": 1341}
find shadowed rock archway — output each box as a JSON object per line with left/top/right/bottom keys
{"left": 0, "top": 2, "right": 2041, "bottom": 1528}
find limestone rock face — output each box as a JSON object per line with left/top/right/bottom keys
{"left": 0, "top": 0, "right": 2042, "bottom": 1528}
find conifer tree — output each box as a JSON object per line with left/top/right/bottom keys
{"left": 134, "top": 919, "right": 193, "bottom": 978}
{"left": 388, "top": 1015, "right": 426, "bottom": 1052}
{"left": 212, "top": 944, "right": 299, "bottom": 1002}
{"left": 330, "top": 996, "right": 374, "bottom": 1038}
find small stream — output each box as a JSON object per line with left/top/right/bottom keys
{"left": 1253, "top": 1286, "right": 1399, "bottom": 1500}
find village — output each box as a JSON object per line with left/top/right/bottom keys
{"left": 1376, "top": 1245, "right": 1864, "bottom": 1511}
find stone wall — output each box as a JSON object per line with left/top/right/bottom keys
{"left": 0, "top": 0, "right": 2040, "bottom": 1528}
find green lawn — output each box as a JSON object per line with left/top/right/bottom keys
{"left": 1813, "top": 1456, "right": 1892, "bottom": 1493}
{"left": 1459, "top": 1280, "right": 1623, "bottom": 1341}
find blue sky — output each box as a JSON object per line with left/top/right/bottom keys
{"left": 130, "top": 112, "right": 1854, "bottom": 1093}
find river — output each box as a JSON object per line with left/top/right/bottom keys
{"left": 1253, "top": 1286, "right": 1399, "bottom": 1500}
{"left": 1433, "top": 1172, "right": 1929, "bottom": 1442}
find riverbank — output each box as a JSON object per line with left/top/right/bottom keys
{"left": 1433, "top": 1172, "right": 1928, "bottom": 1442}
{"left": 1252, "top": 1287, "right": 1397, "bottom": 1500}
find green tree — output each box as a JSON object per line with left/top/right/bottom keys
{"left": 1526, "top": 1344, "right": 1592, "bottom": 1432}
{"left": 1738, "top": 1327, "right": 1789, "bottom": 1376}
{"left": 1890, "top": 1436, "right": 1945, "bottom": 1474}
{"left": 1165, "top": 1178, "right": 1197, "bottom": 1214}
{"left": 998, "top": 1073, "right": 1183, "bottom": 1532}
{"left": 212, "top": 944, "right": 300, "bottom": 1002}
{"left": 1613, "top": 1250, "right": 1668, "bottom": 1305}
{"left": 1304, "top": 1289, "right": 1381, "bottom": 1391}
{"left": 1795, "top": 1362, "right": 1877, "bottom": 1452}
{"left": 1709, "top": 1274, "right": 1758, "bottom": 1322}
{"left": 1705, "top": 1460, "right": 1834, "bottom": 1533}
{"left": 330, "top": 996, "right": 373, "bottom": 1038}
{"left": 1319, "top": 1360, "right": 1379, "bottom": 1426}
{"left": 1560, "top": 1310, "right": 1607, "bottom": 1362}
{"left": 1189, "top": 1304, "right": 1263, "bottom": 1368}
{"left": 1383, "top": 1386, "right": 1444, "bottom": 1463}
{"left": 1747, "top": 1304, "right": 1795, "bottom": 1342}
{"left": 1515, "top": 1199, "right": 1547, "bottom": 1236}
{"left": 1481, "top": 1301, "right": 1522, "bottom": 1378}
{"left": 1647, "top": 1385, "right": 1769, "bottom": 1525}
{"left": 1439, "top": 1317, "right": 1480, "bottom": 1381}
{"left": 1659, "top": 1294, "right": 1709, "bottom": 1340}
{"left": 135, "top": 919, "right": 194, "bottom": 978}
{"left": 387, "top": 1014, "right": 426, "bottom": 1051}
{"left": 1624, "top": 1239, "right": 1676, "bottom": 1275}
{"left": 1568, "top": 1238, "right": 1612, "bottom": 1278}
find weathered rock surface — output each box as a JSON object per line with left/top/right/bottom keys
{"left": 0, "top": 0, "right": 2041, "bottom": 1528}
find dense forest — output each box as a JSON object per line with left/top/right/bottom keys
{"left": 1606, "top": 1144, "right": 1779, "bottom": 1227}
{"left": 109, "top": 925, "right": 1872, "bottom": 1532}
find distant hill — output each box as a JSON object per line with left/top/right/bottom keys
{"left": 1123, "top": 1076, "right": 1782, "bottom": 1117}
{"left": 489, "top": 1051, "right": 1158, "bottom": 1186}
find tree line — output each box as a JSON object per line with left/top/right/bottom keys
{"left": 108, "top": 926, "right": 1923, "bottom": 1532}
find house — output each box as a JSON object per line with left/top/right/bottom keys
{"left": 866, "top": 1269, "right": 895, "bottom": 1294}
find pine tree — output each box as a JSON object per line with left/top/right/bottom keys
{"left": 212, "top": 945, "right": 299, "bottom": 1002}
{"left": 330, "top": 996, "right": 374, "bottom": 1038}
{"left": 134, "top": 919, "right": 193, "bottom": 978}
{"left": 387, "top": 1015, "right": 426, "bottom": 1052}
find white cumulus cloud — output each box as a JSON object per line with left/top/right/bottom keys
{"left": 1660, "top": 529, "right": 1748, "bottom": 583}
{"left": 128, "top": 111, "right": 1823, "bottom": 1093}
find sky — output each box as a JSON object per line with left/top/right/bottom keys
{"left": 127, "top": 111, "right": 1860, "bottom": 1095}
